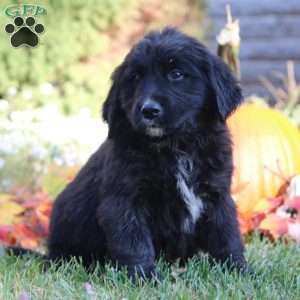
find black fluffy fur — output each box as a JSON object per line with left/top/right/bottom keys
{"left": 10, "top": 28, "right": 247, "bottom": 279}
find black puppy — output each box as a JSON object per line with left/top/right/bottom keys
{"left": 49, "top": 28, "right": 246, "bottom": 278}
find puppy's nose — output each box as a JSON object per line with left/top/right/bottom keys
{"left": 141, "top": 100, "right": 162, "bottom": 120}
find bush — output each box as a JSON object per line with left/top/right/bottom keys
{"left": 0, "top": 0, "right": 129, "bottom": 115}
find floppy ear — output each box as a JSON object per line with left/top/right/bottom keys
{"left": 209, "top": 56, "right": 243, "bottom": 120}
{"left": 102, "top": 66, "right": 124, "bottom": 136}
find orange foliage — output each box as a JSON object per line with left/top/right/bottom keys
{"left": 238, "top": 181, "right": 300, "bottom": 242}
{"left": 0, "top": 191, "right": 52, "bottom": 250}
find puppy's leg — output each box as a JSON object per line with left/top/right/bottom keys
{"left": 200, "top": 195, "right": 247, "bottom": 271}
{"left": 98, "top": 199, "right": 156, "bottom": 280}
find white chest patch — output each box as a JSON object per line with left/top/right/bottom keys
{"left": 176, "top": 157, "right": 204, "bottom": 232}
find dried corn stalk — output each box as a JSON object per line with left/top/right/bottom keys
{"left": 216, "top": 5, "right": 241, "bottom": 79}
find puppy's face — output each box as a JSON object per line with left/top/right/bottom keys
{"left": 103, "top": 28, "right": 243, "bottom": 139}
{"left": 118, "top": 36, "right": 209, "bottom": 138}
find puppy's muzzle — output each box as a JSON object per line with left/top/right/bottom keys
{"left": 141, "top": 99, "right": 162, "bottom": 122}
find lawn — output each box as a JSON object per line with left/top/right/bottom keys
{"left": 0, "top": 238, "right": 299, "bottom": 300}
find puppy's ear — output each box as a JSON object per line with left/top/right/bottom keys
{"left": 209, "top": 56, "right": 243, "bottom": 120}
{"left": 102, "top": 66, "right": 124, "bottom": 136}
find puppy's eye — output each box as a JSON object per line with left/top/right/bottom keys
{"left": 167, "top": 69, "right": 184, "bottom": 81}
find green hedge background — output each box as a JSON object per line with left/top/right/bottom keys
{"left": 0, "top": 0, "right": 131, "bottom": 115}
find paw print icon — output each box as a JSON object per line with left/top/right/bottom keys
{"left": 5, "top": 16, "right": 44, "bottom": 48}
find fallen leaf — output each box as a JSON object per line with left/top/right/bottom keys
{"left": 259, "top": 214, "right": 288, "bottom": 238}
{"left": 0, "top": 200, "right": 24, "bottom": 225}
{"left": 253, "top": 197, "right": 283, "bottom": 214}
{"left": 0, "top": 225, "right": 15, "bottom": 245}
{"left": 12, "top": 224, "right": 39, "bottom": 249}
{"left": 238, "top": 215, "right": 252, "bottom": 235}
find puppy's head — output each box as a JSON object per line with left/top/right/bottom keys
{"left": 103, "top": 28, "right": 243, "bottom": 139}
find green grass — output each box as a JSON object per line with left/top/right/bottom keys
{"left": 1, "top": 238, "right": 300, "bottom": 300}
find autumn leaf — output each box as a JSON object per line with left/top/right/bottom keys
{"left": 35, "top": 202, "right": 52, "bottom": 235}
{"left": 238, "top": 214, "right": 252, "bottom": 235}
{"left": 12, "top": 223, "right": 39, "bottom": 249}
{"left": 253, "top": 197, "right": 283, "bottom": 214}
{"left": 0, "top": 225, "right": 16, "bottom": 245}
{"left": 0, "top": 195, "right": 24, "bottom": 225}
{"left": 28, "top": 201, "right": 52, "bottom": 237}
{"left": 0, "top": 189, "right": 54, "bottom": 249}
{"left": 259, "top": 214, "right": 288, "bottom": 238}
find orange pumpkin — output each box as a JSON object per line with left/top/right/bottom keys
{"left": 227, "top": 104, "right": 300, "bottom": 217}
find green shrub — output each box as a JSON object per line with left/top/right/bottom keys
{"left": 0, "top": 0, "right": 129, "bottom": 115}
